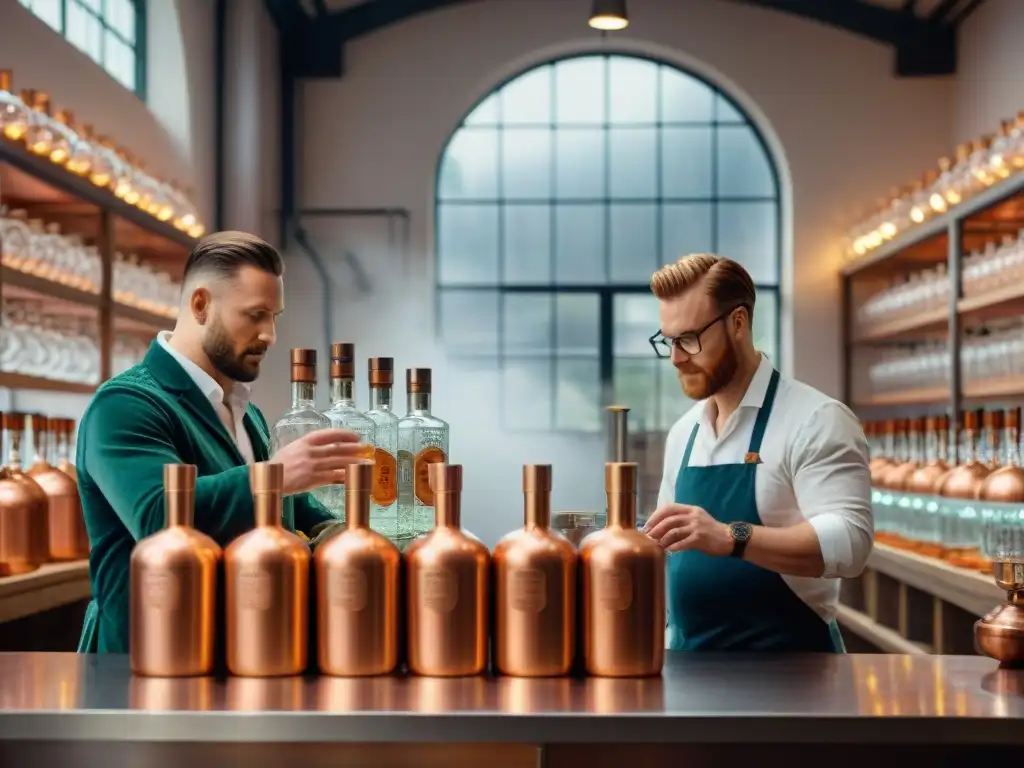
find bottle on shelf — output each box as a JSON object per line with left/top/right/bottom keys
{"left": 0, "top": 411, "right": 50, "bottom": 576}
{"left": 26, "top": 415, "right": 88, "bottom": 561}
{"left": 493, "top": 464, "right": 577, "bottom": 677}
{"left": 323, "top": 343, "right": 377, "bottom": 519}
{"left": 225, "top": 462, "right": 310, "bottom": 677}
{"left": 0, "top": 70, "right": 30, "bottom": 141}
{"left": 365, "top": 357, "right": 400, "bottom": 541}
{"left": 581, "top": 462, "right": 665, "bottom": 678}
{"left": 314, "top": 461, "right": 400, "bottom": 677}
{"left": 939, "top": 409, "right": 991, "bottom": 569}
{"left": 904, "top": 415, "right": 949, "bottom": 558}
{"left": 52, "top": 418, "right": 78, "bottom": 481}
{"left": 875, "top": 418, "right": 911, "bottom": 547}
{"left": 978, "top": 407, "right": 1024, "bottom": 577}
{"left": 272, "top": 349, "right": 331, "bottom": 507}
{"left": 405, "top": 464, "right": 489, "bottom": 677}
{"left": 129, "top": 464, "right": 221, "bottom": 677}
{"left": 397, "top": 368, "right": 450, "bottom": 539}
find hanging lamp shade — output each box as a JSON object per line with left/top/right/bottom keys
{"left": 588, "top": 0, "right": 629, "bottom": 30}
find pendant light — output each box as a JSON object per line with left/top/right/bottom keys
{"left": 588, "top": 0, "right": 629, "bottom": 31}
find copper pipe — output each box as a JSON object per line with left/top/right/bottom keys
{"left": 225, "top": 462, "right": 310, "bottom": 677}
{"left": 315, "top": 462, "right": 401, "bottom": 676}
{"left": 129, "top": 463, "right": 221, "bottom": 677}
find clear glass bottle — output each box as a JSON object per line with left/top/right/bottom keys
{"left": 271, "top": 349, "right": 331, "bottom": 506}
{"left": 365, "top": 356, "right": 400, "bottom": 541}
{"left": 323, "top": 343, "right": 376, "bottom": 519}
{"left": 397, "top": 368, "right": 450, "bottom": 539}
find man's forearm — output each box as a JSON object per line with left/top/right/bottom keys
{"left": 742, "top": 521, "right": 825, "bottom": 578}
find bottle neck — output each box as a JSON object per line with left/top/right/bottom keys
{"left": 907, "top": 429, "right": 922, "bottom": 462}
{"left": 291, "top": 381, "right": 317, "bottom": 407}
{"left": 435, "top": 489, "right": 460, "bottom": 528}
{"left": 370, "top": 385, "right": 393, "bottom": 411}
{"left": 33, "top": 429, "right": 48, "bottom": 464}
{"left": 923, "top": 428, "right": 939, "bottom": 463}
{"left": 330, "top": 378, "right": 355, "bottom": 406}
{"left": 524, "top": 491, "right": 550, "bottom": 529}
{"left": 347, "top": 487, "right": 370, "bottom": 529}
{"left": 5, "top": 429, "right": 24, "bottom": 470}
{"left": 55, "top": 431, "right": 70, "bottom": 462}
{"left": 607, "top": 489, "right": 637, "bottom": 529}
{"left": 963, "top": 429, "right": 979, "bottom": 464}
{"left": 894, "top": 427, "right": 909, "bottom": 462}
{"left": 408, "top": 391, "right": 431, "bottom": 413}
{"left": 986, "top": 423, "right": 1003, "bottom": 466}
{"left": 254, "top": 491, "right": 282, "bottom": 527}
{"left": 1006, "top": 426, "right": 1021, "bottom": 467}
{"left": 165, "top": 489, "right": 195, "bottom": 527}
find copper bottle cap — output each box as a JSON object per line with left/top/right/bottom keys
{"left": 965, "top": 409, "right": 980, "bottom": 431}
{"left": 0, "top": 70, "right": 11, "bottom": 92}
{"left": 605, "top": 462, "right": 638, "bottom": 494}
{"left": 1007, "top": 408, "right": 1021, "bottom": 429}
{"left": 368, "top": 357, "right": 394, "bottom": 387}
{"left": 30, "top": 414, "right": 48, "bottom": 433}
{"left": 884, "top": 419, "right": 895, "bottom": 434}
{"left": 910, "top": 417, "right": 925, "bottom": 433}
{"left": 985, "top": 409, "right": 1004, "bottom": 431}
{"left": 429, "top": 463, "right": 462, "bottom": 493}
{"left": 252, "top": 462, "right": 285, "bottom": 494}
{"left": 1, "top": 412, "right": 25, "bottom": 431}
{"left": 330, "top": 342, "right": 355, "bottom": 379}
{"left": 164, "top": 463, "right": 197, "bottom": 492}
{"left": 925, "top": 416, "right": 937, "bottom": 432}
{"left": 347, "top": 461, "right": 373, "bottom": 493}
{"left": 523, "top": 464, "right": 552, "bottom": 493}
{"left": 407, "top": 368, "right": 432, "bottom": 394}
{"left": 290, "top": 348, "right": 317, "bottom": 383}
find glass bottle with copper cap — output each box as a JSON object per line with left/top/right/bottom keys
{"left": 225, "top": 462, "right": 310, "bottom": 677}
{"left": 323, "top": 343, "right": 377, "bottom": 519}
{"left": 493, "top": 464, "right": 577, "bottom": 677}
{"left": 580, "top": 462, "right": 665, "bottom": 677}
{"left": 272, "top": 348, "right": 331, "bottom": 505}
{"left": 27, "top": 415, "right": 88, "bottom": 561}
{"left": 365, "top": 357, "right": 400, "bottom": 541}
{"left": 0, "top": 411, "right": 50, "bottom": 575}
{"left": 0, "top": 70, "right": 30, "bottom": 141}
{"left": 397, "top": 368, "right": 450, "bottom": 538}
{"left": 939, "top": 409, "right": 991, "bottom": 568}
{"left": 405, "top": 464, "right": 489, "bottom": 677}
{"left": 315, "top": 461, "right": 400, "bottom": 676}
{"left": 53, "top": 417, "right": 78, "bottom": 481}
{"left": 130, "top": 464, "right": 222, "bottom": 677}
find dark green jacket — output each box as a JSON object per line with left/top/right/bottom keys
{"left": 76, "top": 340, "right": 334, "bottom": 654}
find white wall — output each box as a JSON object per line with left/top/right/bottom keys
{"left": 271, "top": 0, "right": 954, "bottom": 545}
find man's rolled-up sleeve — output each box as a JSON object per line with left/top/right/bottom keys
{"left": 791, "top": 402, "right": 874, "bottom": 579}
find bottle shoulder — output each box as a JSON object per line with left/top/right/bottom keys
{"left": 366, "top": 409, "right": 400, "bottom": 427}
{"left": 132, "top": 526, "right": 222, "bottom": 564}
{"left": 399, "top": 412, "right": 448, "bottom": 429}
{"left": 580, "top": 526, "right": 664, "bottom": 560}
{"left": 315, "top": 528, "right": 401, "bottom": 565}
{"left": 406, "top": 528, "right": 490, "bottom": 564}
{"left": 225, "top": 526, "right": 310, "bottom": 561}
{"left": 274, "top": 405, "right": 329, "bottom": 428}
{"left": 493, "top": 527, "right": 577, "bottom": 563}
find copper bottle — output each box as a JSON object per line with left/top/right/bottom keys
{"left": 939, "top": 409, "right": 991, "bottom": 569}
{"left": 225, "top": 462, "right": 310, "bottom": 677}
{"left": 27, "top": 416, "right": 89, "bottom": 561}
{"left": 315, "top": 461, "right": 401, "bottom": 676}
{"left": 977, "top": 408, "right": 1024, "bottom": 575}
{"left": 0, "top": 411, "right": 50, "bottom": 575}
{"left": 130, "top": 464, "right": 222, "bottom": 677}
{"left": 581, "top": 462, "right": 665, "bottom": 678}
{"left": 405, "top": 464, "right": 490, "bottom": 677}
{"left": 493, "top": 464, "right": 577, "bottom": 677}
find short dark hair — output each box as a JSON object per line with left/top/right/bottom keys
{"left": 182, "top": 231, "right": 284, "bottom": 284}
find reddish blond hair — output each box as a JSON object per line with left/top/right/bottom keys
{"left": 650, "top": 253, "right": 756, "bottom": 321}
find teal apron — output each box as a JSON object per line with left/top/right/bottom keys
{"left": 666, "top": 368, "right": 845, "bottom": 653}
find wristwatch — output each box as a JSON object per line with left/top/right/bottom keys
{"left": 728, "top": 522, "right": 753, "bottom": 558}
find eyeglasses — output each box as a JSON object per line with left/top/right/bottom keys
{"left": 649, "top": 304, "right": 750, "bottom": 359}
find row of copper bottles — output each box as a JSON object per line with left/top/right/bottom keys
{"left": 867, "top": 409, "right": 1024, "bottom": 571}
{"left": 0, "top": 412, "right": 88, "bottom": 577}
{"left": 130, "top": 459, "right": 665, "bottom": 679}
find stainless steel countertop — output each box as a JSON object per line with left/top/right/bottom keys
{"left": 0, "top": 652, "right": 1022, "bottom": 744}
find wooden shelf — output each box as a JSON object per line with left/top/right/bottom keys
{"left": 0, "top": 266, "right": 101, "bottom": 309}
{"left": 963, "top": 376, "right": 1024, "bottom": 401}
{"left": 958, "top": 282, "right": 1024, "bottom": 323}
{"left": 853, "top": 386, "right": 949, "bottom": 407}
{"left": 113, "top": 303, "right": 175, "bottom": 332}
{"left": 0, "top": 373, "right": 97, "bottom": 394}
{"left": 853, "top": 307, "right": 948, "bottom": 343}
{"left": 835, "top": 604, "right": 930, "bottom": 655}
{"left": 0, "top": 559, "right": 91, "bottom": 624}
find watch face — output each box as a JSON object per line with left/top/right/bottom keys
{"left": 731, "top": 522, "right": 753, "bottom": 542}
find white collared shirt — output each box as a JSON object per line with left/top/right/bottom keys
{"left": 657, "top": 355, "right": 873, "bottom": 623}
{"left": 156, "top": 331, "right": 256, "bottom": 465}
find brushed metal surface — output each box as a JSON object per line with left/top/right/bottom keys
{"left": 0, "top": 652, "right": 1022, "bottom": 744}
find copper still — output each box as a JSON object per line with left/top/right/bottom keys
{"left": 492, "top": 464, "right": 577, "bottom": 677}
{"left": 27, "top": 415, "right": 89, "bottom": 561}
{"left": 581, "top": 462, "right": 665, "bottom": 677}
{"left": 225, "top": 462, "right": 310, "bottom": 677}
{"left": 975, "top": 561, "right": 1024, "bottom": 667}
{"left": 939, "top": 409, "right": 991, "bottom": 569}
{"left": 129, "top": 463, "right": 222, "bottom": 677}
{"left": 405, "top": 463, "right": 490, "bottom": 677}
{"left": 315, "top": 461, "right": 401, "bottom": 677}
{"left": 0, "top": 411, "right": 50, "bottom": 576}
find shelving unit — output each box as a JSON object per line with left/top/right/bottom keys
{"left": 0, "top": 137, "right": 193, "bottom": 395}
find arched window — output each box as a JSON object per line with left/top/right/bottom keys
{"left": 19, "top": 0, "right": 145, "bottom": 96}
{"left": 435, "top": 54, "right": 781, "bottom": 434}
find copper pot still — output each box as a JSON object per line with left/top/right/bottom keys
{"left": 975, "top": 562, "right": 1024, "bottom": 667}
{"left": 492, "top": 464, "right": 577, "bottom": 678}
{"left": 27, "top": 416, "right": 88, "bottom": 561}
{"left": 225, "top": 462, "right": 310, "bottom": 677}
{"left": 315, "top": 461, "right": 400, "bottom": 677}
{"left": 405, "top": 463, "right": 490, "bottom": 677}
{"left": 130, "top": 463, "right": 222, "bottom": 677}
{"left": 581, "top": 462, "right": 665, "bottom": 678}
{"left": 0, "top": 411, "right": 50, "bottom": 576}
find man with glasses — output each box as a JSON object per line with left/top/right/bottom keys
{"left": 642, "top": 253, "right": 872, "bottom": 652}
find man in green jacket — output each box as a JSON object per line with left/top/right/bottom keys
{"left": 76, "top": 231, "right": 364, "bottom": 654}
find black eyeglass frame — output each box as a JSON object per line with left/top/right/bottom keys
{"left": 648, "top": 303, "right": 752, "bottom": 358}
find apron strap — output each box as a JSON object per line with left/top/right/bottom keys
{"left": 748, "top": 369, "right": 781, "bottom": 455}
{"left": 681, "top": 423, "right": 700, "bottom": 469}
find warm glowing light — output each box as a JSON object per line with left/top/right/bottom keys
{"left": 928, "top": 193, "right": 947, "bottom": 213}
{"left": 589, "top": 14, "right": 628, "bottom": 30}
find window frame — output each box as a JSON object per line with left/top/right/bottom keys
{"left": 434, "top": 52, "right": 783, "bottom": 435}
{"left": 19, "top": 0, "right": 147, "bottom": 100}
